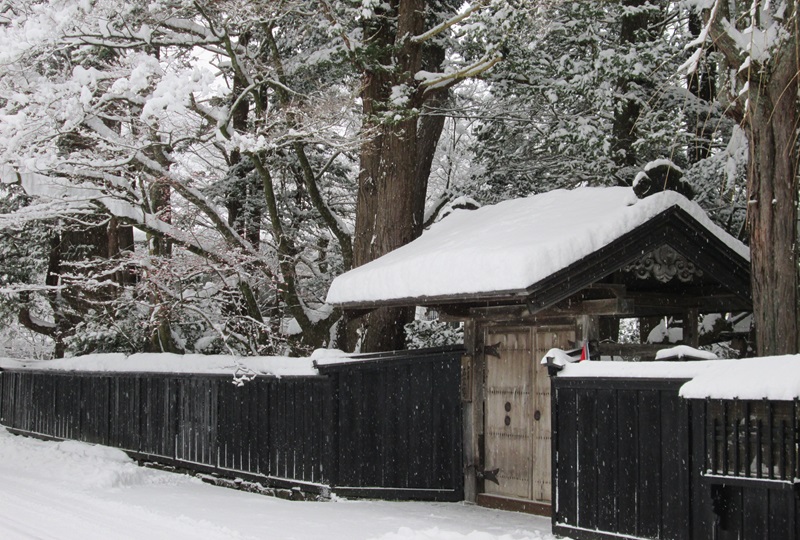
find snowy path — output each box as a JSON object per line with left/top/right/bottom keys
{"left": 0, "top": 428, "right": 560, "bottom": 540}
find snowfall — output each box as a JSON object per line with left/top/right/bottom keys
{"left": 0, "top": 427, "right": 559, "bottom": 540}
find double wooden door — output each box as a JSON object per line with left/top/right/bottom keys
{"left": 483, "top": 325, "right": 575, "bottom": 504}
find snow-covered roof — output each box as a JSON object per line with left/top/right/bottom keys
{"left": 327, "top": 187, "right": 749, "bottom": 307}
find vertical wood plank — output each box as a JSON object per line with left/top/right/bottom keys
{"left": 576, "top": 388, "right": 597, "bottom": 530}
{"left": 594, "top": 387, "right": 617, "bottom": 532}
{"left": 637, "top": 389, "right": 661, "bottom": 538}
{"left": 616, "top": 389, "right": 638, "bottom": 536}
{"left": 554, "top": 385, "right": 577, "bottom": 527}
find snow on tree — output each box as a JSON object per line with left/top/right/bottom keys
{"left": 684, "top": 0, "right": 799, "bottom": 354}
{"left": 0, "top": 0, "right": 785, "bottom": 358}
{"left": 463, "top": 1, "right": 745, "bottom": 229}
{"left": 0, "top": 0, "right": 359, "bottom": 356}
{"left": 0, "top": 0, "right": 512, "bottom": 357}
{"left": 337, "top": 0, "right": 509, "bottom": 351}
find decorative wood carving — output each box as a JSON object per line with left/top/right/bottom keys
{"left": 624, "top": 245, "right": 703, "bottom": 283}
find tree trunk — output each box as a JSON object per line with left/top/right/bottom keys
{"left": 612, "top": 0, "right": 650, "bottom": 174}
{"left": 146, "top": 175, "right": 182, "bottom": 354}
{"left": 354, "top": 115, "right": 422, "bottom": 351}
{"left": 352, "top": 0, "right": 429, "bottom": 352}
{"left": 413, "top": 44, "right": 448, "bottom": 233}
{"left": 226, "top": 50, "right": 262, "bottom": 247}
{"left": 701, "top": 1, "right": 800, "bottom": 354}
{"left": 746, "top": 66, "right": 799, "bottom": 355}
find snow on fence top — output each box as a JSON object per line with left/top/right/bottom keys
{"left": 326, "top": 186, "right": 749, "bottom": 305}
{"left": 679, "top": 355, "right": 800, "bottom": 401}
{"left": 0, "top": 352, "right": 320, "bottom": 377}
{"left": 557, "top": 359, "right": 726, "bottom": 380}
{"left": 558, "top": 355, "right": 800, "bottom": 401}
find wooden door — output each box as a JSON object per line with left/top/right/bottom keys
{"left": 483, "top": 325, "right": 575, "bottom": 504}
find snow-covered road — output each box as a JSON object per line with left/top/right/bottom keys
{"left": 0, "top": 428, "right": 559, "bottom": 540}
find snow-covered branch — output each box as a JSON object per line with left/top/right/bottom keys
{"left": 417, "top": 53, "right": 503, "bottom": 94}
{"left": 411, "top": 1, "right": 489, "bottom": 44}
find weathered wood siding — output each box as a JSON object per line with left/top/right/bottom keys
{"left": 482, "top": 325, "right": 574, "bottom": 506}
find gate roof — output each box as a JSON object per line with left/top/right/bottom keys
{"left": 327, "top": 187, "right": 750, "bottom": 315}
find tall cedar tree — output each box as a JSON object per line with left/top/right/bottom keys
{"left": 353, "top": 0, "right": 488, "bottom": 352}
{"left": 698, "top": 0, "right": 799, "bottom": 354}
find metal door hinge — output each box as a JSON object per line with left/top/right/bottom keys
{"left": 481, "top": 342, "right": 502, "bottom": 358}
{"left": 477, "top": 468, "right": 500, "bottom": 485}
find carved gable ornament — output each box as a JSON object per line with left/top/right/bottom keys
{"left": 624, "top": 245, "right": 703, "bottom": 283}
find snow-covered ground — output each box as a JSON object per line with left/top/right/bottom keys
{"left": 0, "top": 428, "right": 559, "bottom": 540}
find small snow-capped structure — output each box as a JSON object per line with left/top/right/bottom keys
{"left": 327, "top": 186, "right": 749, "bottom": 309}
{"left": 327, "top": 186, "right": 751, "bottom": 514}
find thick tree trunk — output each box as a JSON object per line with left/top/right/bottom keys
{"left": 354, "top": 114, "right": 422, "bottom": 351}
{"left": 746, "top": 68, "right": 799, "bottom": 355}
{"left": 701, "top": 2, "right": 800, "bottom": 354}
{"left": 352, "top": 0, "right": 430, "bottom": 352}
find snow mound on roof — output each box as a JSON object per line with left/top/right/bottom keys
{"left": 326, "top": 187, "right": 748, "bottom": 305}
{"left": 655, "top": 345, "right": 718, "bottom": 360}
{"left": 0, "top": 352, "right": 317, "bottom": 376}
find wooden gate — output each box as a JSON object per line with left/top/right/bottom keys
{"left": 483, "top": 325, "right": 575, "bottom": 509}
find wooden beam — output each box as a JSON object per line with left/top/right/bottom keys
{"left": 462, "top": 298, "right": 636, "bottom": 322}
{"left": 537, "top": 298, "right": 636, "bottom": 317}
{"left": 462, "top": 317, "right": 478, "bottom": 503}
{"left": 586, "top": 283, "right": 627, "bottom": 297}
{"left": 597, "top": 342, "right": 674, "bottom": 357}
{"left": 629, "top": 293, "right": 751, "bottom": 313}
{"left": 684, "top": 307, "right": 699, "bottom": 348}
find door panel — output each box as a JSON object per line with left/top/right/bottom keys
{"left": 531, "top": 327, "right": 574, "bottom": 503}
{"left": 483, "top": 325, "right": 575, "bottom": 503}
{"left": 485, "top": 329, "right": 532, "bottom": 499}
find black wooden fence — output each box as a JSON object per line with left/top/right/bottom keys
{"left": 0, "top": 347, "right": 464, "bottom": 501}
{"left": 551, "top": 376, "right": 800, "bottom": 540}
{"left": 693, "top": 398, "right": 800, "bottom": 540}
{"left": 552, "top": 377, "right": 693, "bottom": 540}
{"left": 320, "top": 350, "right": 463, "bottom": 499}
